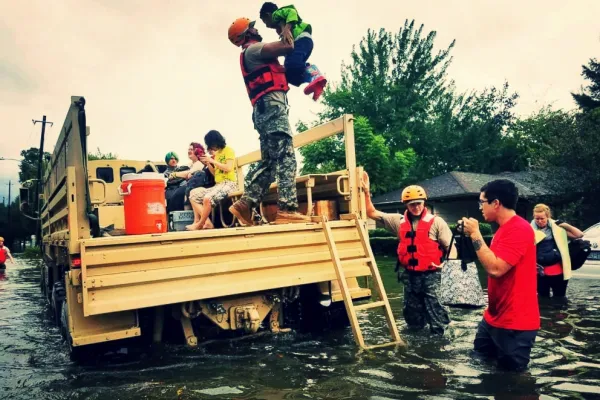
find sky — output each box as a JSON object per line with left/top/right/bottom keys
{"left": 1, "top": 0, "right": 599, "bottom": 203}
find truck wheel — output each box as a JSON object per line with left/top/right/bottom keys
{"left": 40, "top": 264, "right": 48, "bottom": 300}
{"left": 52, "top": 282, "right": 66, "bottom": 325}
{"left": 60, "top": 299, "right": 83, "bottom": 362}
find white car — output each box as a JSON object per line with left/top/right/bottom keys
{"left": 572, "top": 222, "right": 600, "bottom": 278}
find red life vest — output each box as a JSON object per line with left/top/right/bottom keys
{"left": 397, "top": 209, "right": 444, "bottom": 272}
{"left": 240, "top": 46, "right": 289, "bottom": 106}
{"left": 0, "top": 247, "right": 6, "bottom": 264}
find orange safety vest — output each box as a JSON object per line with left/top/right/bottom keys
{"left": 0, "top": 247, "right": 6, "bottom": 264}
{"left": 240, "top": 46, "right": 289, "bottom": 106}
{"left": 397, "top": 209, "right": 444, "bottom": 272}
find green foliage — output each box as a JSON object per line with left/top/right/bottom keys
{"left": 300, "top": 20, "right": 521, "bottom": 193}
{"left": 299, "top": 116, "right": 416, "bottom": 194}
{"left": 571, "top": 58, "right": 600, "bottom": 112}
{"left": 22, "top": 246, "right": 41, "bottom": 259}
{"left": 368, "top": 228, "right": 396, "bottom": 238}
{"left": 369, "top": 237, "right": 398, "bottom": 255}
{"left": 18, "top": 147, "right": 51, "bottom": 184}
{"left": 88, "top": 147, "right": 118, "bottom": 161}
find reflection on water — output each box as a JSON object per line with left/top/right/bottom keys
{"left": 1, "top": 256, "right": 600, "bottom": 399}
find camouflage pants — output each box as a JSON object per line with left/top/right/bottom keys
{"left": 402, "top": 270, "right": 450, "bottom": 334}
{"left": 244, "top": 99, "right": 298, "bottom": 211}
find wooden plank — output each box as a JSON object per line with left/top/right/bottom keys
{"left": 344, "top": 115, "right": 359, "bottom": 216}
{"left": 354, "top": 218, "right": 403, "bottom": 345}
{"left": 322, "top": 218, "right": 365, "bottom": 347}
{"left": 235, "top": 116, "right": 345, "bottom": 168}
{"left": 354, "top": 301, "right": 385, "bottom": 311}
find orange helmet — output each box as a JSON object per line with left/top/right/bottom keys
{"left": 401, "top": 185, "right": 427, "bottom": 204}
{"left": 228, "top": 18, "right": 255, "bottom": 46}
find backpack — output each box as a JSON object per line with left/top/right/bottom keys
{"left": 569, "top": 239, "right": 592, "bottom": 271}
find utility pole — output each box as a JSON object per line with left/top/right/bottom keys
{"left": 32, "top": 115, "right": 53, "bottom": 243}
{"left": 6, "top": 180, "right": 11, "bottom": 229}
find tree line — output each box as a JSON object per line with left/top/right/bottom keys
{"left": 298, "top": 20, "right": 600, "bottom": 227}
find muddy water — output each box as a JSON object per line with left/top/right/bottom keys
{"left": 1, "top": 256, "right": 600, "bottom": 399}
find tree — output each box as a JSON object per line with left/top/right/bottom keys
{"left": 571, "top": 58, "right": 600, "bottom": 112}
{"left": 303, "top": 20, "right": 521, "bottom": 190}
{"left": 18, "top": 147, "right": 51, "bottom": 183}
{"left": 320, "top": 20, "right": 455, "bottom": 150}
{"left": 299, "top": 116, "right": 416, "bottom": 194}
{"left": 88, "top": 147, "right": 118, "bottom": 160}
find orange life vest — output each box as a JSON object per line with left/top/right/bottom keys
{"left": 0, "top": 247, "right": 6, "bottom": 264}
{"left": 397, "top": 209, "right": 444, "bottom": 272}
{"left": 240, "top": 45, "right": 289, "bottom": 106}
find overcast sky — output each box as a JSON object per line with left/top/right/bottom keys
{"left": 1, "top": 0, "right": 599, "bottom": 203}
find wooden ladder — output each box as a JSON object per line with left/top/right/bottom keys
{"left": 321, "top": 216, "right": 404, "bottom": 349}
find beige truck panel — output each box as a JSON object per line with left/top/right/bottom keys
{"left": 80, "top": 220, "right": 371, "bottom": 316}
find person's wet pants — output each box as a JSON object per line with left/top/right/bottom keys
{"left": 403, "top": 270, "right": 450, "bottom": 334}
{"left": 474, "top": 319, "right": 537, "bottom": 371}
{"left": 537, "top": 274, "right": 568, "bottom": 298}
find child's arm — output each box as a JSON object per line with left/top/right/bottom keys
{"left": 272, "top": 6, "right": 299, "bottom": 43}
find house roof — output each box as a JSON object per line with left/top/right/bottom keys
{"left": 372, "top": 171, "right": 553, "bottom": 205}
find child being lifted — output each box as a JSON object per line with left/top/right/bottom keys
{"left": 259, "top": 2, "right": 327, "bottom": 101}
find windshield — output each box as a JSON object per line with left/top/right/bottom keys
{"left": 584, "top": 223, "right": 600, "bottom": 238}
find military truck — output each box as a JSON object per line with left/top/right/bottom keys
{"left": 23, "top": 96, "right": 401, "bottom": 359}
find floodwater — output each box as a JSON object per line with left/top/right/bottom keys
{"left": 1, "top": 256, "right": 600, "bottom": 400}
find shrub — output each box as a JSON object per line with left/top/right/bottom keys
{"left": 369, "top": 237, "right": 397, "bottom": 255}
{"left": 22, "top": 246, "right": 41, "bottom": 259}
{"left": 368, "top": 228, "right": 396, "bottom": 238}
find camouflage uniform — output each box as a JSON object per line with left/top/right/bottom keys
{"left": 399, "top": 269, "right": 450, "bottom": 334}
{"left": 381, "top": 212, "right": 452, "bottom": 335}
{"left": 242, "top": 97, "right": 299, "bottom": 211}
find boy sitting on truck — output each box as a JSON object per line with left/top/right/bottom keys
{"left": 186, "top": 131, "right": 237, "bottom": 230}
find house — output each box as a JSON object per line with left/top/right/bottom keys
{"left": 371, "top": 171, "right": 555, "bottom": 225}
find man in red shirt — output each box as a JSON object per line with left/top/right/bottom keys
{"left": 461, "top": 179, "right": 539, "bottom": 371}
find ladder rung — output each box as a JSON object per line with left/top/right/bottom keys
{"left": 364, "top": 341, "right": 402, "bottom": 350}
{"left": 341, "top": 257, "right": 372, "bottom": 265}
{"left": 354, "top": 301, "right": 386, "bottom": 311}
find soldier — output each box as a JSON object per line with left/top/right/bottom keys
{"left": 227, "top": 17, "right": 310, "bottom": 226}
{"left": 362, "top": 172, "right": 452, "bottom": 334}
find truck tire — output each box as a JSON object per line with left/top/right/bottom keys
{"left": 60, "top": 299, "right": 83, "bottom": 362}
{"left": 52, "top": 282, "right": 66, "bottom": 326}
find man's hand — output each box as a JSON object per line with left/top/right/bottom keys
{"left": 361, "top": 171, "right": 371, "bottom": 194}
{"left": 460, "top": 217, "right": 481, "bottom": 238}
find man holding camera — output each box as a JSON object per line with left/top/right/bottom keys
{"left": 461, "top": 179, "right": 539, "bottom": 371}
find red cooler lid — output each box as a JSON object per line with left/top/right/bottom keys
{"left": 121, "top": 172, "right": 166, "bottom": 182}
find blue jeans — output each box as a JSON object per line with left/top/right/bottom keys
{"left": 473, "top": 319, "right": 537, "bottom": 371}
{"left": 284, "top": 37, "right": 314, "bottom": 87}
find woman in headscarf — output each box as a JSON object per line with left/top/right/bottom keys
{"left": 531, "top": 204, "right": 584, "bottom": 298}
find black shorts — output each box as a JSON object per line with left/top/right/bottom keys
{"left": 0, "top": 263, "right": 6, "bottom": 270}
{"left": 473, "top": 319, "right": 537, "bottom": 371}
